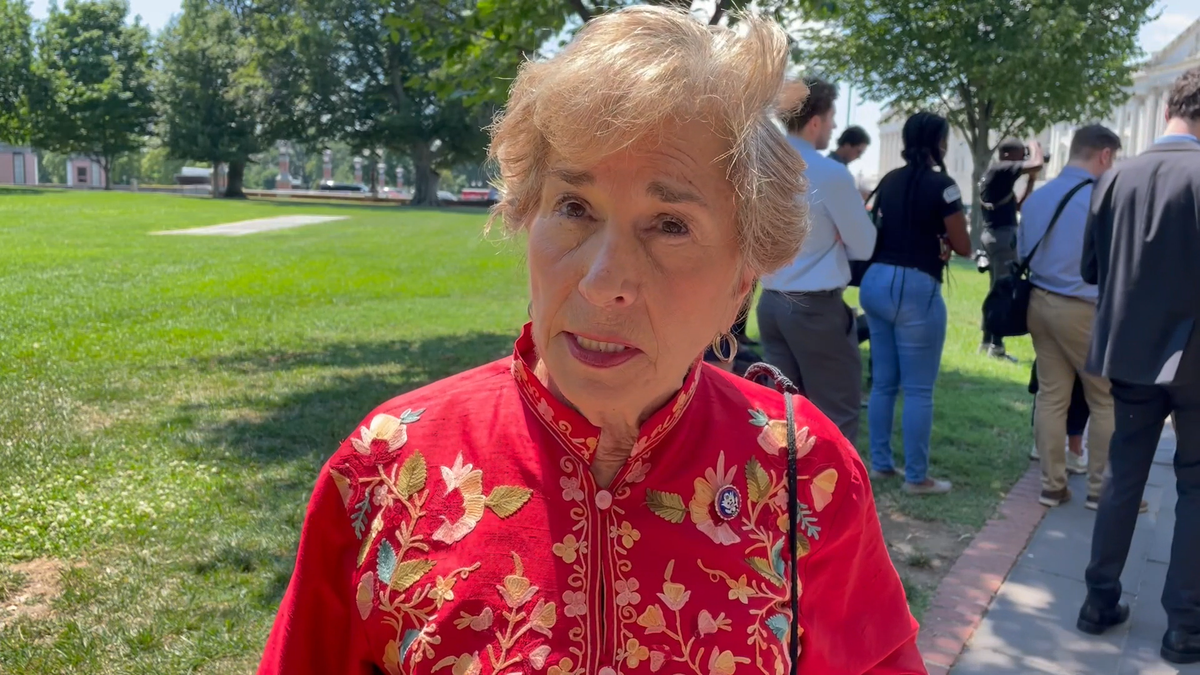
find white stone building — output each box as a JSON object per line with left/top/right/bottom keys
{"left": 877, "top": 18, "right": 1200, "bottom": 202}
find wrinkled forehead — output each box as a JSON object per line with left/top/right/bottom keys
{"left": 539, "top": 119, "right": 737, "bottom": 205}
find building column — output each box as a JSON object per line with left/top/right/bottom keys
{"left": 1159, "top": 88, "right": 1171, "bottom": 136}
{"left": 1115, "top": 104, "right": 1128, "bottom": 148}
{"left": 1146, "top": 92, "right": 1160, "bottom": 147}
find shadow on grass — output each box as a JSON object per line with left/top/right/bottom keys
{"left": 178, "top": 332, "right": 515, "bottom": 605}
{"left": 0, "top": 187, "right": 46, "bottom": 197}
{"left": 180, "top": 332, "right": 514, "bottom": 466}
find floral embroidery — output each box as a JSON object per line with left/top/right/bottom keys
{"left": 689, "top": 451, "right": 742, "bottom": 546}
{"left": 547, "top": 658, "right": 577, "bottom": 675}
{"left": 697, "top": 609, "right": 731, "bottom": 636}
{"left": 611, "top": 521, "right": 640, "bottom": 549}
{"left": 552, "top": 534, "right": 585, "bottom": 564}
{"left": 811, "top": 468, "right": 838, "bottom": 512}
{"left": 632, "top": 561, "right": 713, "bottom": 674}
{"left": 707, "top": 649, "right": 750, "bottom": 675}
{"left": 726, "top": 574, "right": 753, "bottom": 603}
{"left": 748, "top": 408, "right": 816, "bottom": 460}
{"left": 432, "top": 653, "right": 482, "bottom": 675}
{"left": 433, "top": 453, "right": 486, "bottom": 544}
{"left": 481, "top": 553, "right": 557, "bottom": 671}
{"left": 614, "top": 578, "right": 641, "bottom": 606}
{"left": 622, "top": 637, "right": 651, "bottom": 668}
{"left": 562, "top": 590, "right": 587, "bottom": 618}
{"left": 453, "top": 607, "right": 494, "bottom": 631}
{"left": 432, "top": 453, "right": 534, "bottom": 544}
{"left": 353, "top": 409, "right": 423, "bottom": 456}
{"left": 560, "top": 476, "right": 584, "bottom": 502}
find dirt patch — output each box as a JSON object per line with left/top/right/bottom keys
{"left": 877, "top": 509, "right": 973, "bottom": 616}
{"left": 0, "top": 558, "right": 65, "bottom": 628}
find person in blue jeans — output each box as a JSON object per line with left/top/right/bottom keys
{"left": 860, "top": 112, "right": 972, "bottom": 495}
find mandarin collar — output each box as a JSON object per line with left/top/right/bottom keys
{"left": 509, "top": 322, "right": 703, "bottom": 464}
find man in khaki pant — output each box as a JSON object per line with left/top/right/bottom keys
{"left": 1018, "top": 126, "right": 1121, "bottom": 508}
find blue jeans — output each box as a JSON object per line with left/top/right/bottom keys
{"left": 859, "top": 264, "right": 948, "bottom": 484}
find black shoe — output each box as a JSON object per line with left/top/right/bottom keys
{"left": 1162, "top": 629, "right": 1200, "bottom": 665}
{"left": 1077, "top": 600, "right": 1130, "bottom": 635}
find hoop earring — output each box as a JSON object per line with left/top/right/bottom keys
{"left": 712, "top": 332, "right": 738, "bottom": 364}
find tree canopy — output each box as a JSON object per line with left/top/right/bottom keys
{"left": 0, "top": 0, "right": 34, "bottom": 145}
{"left": 158, "top": 0, "right": 267, "bottom": 197}
{"left": 801, "top": 0, "right": 1154, "bottom": 219}
{"left": 29, "top": 0, "right": 156, "bottom": 189}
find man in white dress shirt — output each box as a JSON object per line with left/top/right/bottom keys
{"left": 757, "top": 78, "right": 877, "bottom": 443}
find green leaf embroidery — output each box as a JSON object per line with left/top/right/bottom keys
{"left": 399, "top": 408, "right": 425, "bottom": 424}
{"left": 399, "top": 628, "right": 421, "bottom": 663}
{"left": 485, "top": 485, "right": 533, "bottom": 518}
{"left": 770, "top": 539, "right": 787, "bottom": 580}
{"left": 645, "top": 489, "right": 687, "bottom": 524}
{"left": 746, "top": 458, "right": 771, "bottom": 504}
{"left": 799, "top": 503, "right": 821, "bottom": 540}
{"left": 748, "top": 408, "right": 769, "bottom": 427}
{"left": 357, "top": 511, "right": 385, "bottom": 567}
{"left": 351, "top": 493, "right": 372, "bottom": 540}
{"left": 396, "top": 451, "right": 427, "bottom": 499}
{"left": 766, "top": 613, "right": 790, "bottom": 641}
{"left": 747, "top": 556, "right": 783, "bottom": 587}
{"left": 377, "top": 540, "right": 397, "bottom": 586}
{"left": 389, "top": 559, "right": 436, "bottom": 593}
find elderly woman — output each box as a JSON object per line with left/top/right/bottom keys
{"left": 258, "top": 7, "right": 922, "bottom": 675}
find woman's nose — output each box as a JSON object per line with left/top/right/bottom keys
{"left": 577, "top": 227, "right": 639, "bottom": 309}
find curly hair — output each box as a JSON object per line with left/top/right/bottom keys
{"left": 779, "top": 77, "right": 837, "bottom": 135}
{"left": 1167, "top": 65, "right": 1200, "bottom": 121}
{"left": 487, "top": 6, "right": 809, "bottom": 278}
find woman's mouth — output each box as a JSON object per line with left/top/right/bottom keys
{"left": 565, "top": 332, "right": 641, "bottom": 368}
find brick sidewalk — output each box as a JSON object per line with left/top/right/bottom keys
{"left": 917, "top": 466, "right": 1048, "bottom": 674}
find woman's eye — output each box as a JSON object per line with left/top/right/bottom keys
{"left": 556, "top": 198, "right": 589, "bottom": 219}
{"left": 660, "top": 218, "right": 690, "bottom": 236}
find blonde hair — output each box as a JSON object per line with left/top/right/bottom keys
{"left": 487, "top": 6, "right": 808, "bottom": 277}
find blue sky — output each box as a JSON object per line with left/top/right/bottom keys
{"left": 29, "top": 0, "right": 1200, "bottom": 175}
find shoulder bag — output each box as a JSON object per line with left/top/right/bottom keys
{"left": 981, "top": 178, "right": 1093, "bottom": 338}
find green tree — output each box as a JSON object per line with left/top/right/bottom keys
{"left": 265, "top": 0, "right": 491, "bottom": 206}
{"left": 801, "top": 0, "right": 1154, "bottom": 225}
{"left": 158, "top": 0, "right": 266, "bottom": 197}
{"left": 391, "top": 0, "right": 816, "bottom": 107}
{"left": 0, "top": 0, "right": 34, "bottom": 145}
{"left": 29, "top": 0, "right": 156, "bottom": 189}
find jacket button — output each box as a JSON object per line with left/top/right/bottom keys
{"left": 595, "top": 490, "right": 613, "bottom": 510}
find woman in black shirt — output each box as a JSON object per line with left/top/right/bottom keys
{"left": 860, "top": 112, "right": 972, "bottom": 495}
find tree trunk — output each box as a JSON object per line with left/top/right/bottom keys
{"left": 223, "top": 160, "right": 247, "bottom": 199}
{"left": 410, "top": 144, "right": 441, "bottom": 207}
{"left": 968, "top": 125, "right": 993, "bottom": 251}
{"left": 101, "top": 155, "right": 112, "bottom": 190}
{"left": 212, "top": 160, "right": 221, "bottom": 198}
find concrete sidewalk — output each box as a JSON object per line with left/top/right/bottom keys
{"left": 952, "top": 422, "right": 1199, "bottom": 675}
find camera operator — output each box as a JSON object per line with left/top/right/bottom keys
{"left": 977, "top": 138, "right": 1044, "bottom": 361}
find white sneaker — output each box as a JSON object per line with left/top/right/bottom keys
{"left": 1066, "top": 452, "right": 1088, "bottom": 475}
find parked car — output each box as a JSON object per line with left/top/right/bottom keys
{"left": 380, "top": 186, "right": 412, "bottom": 201}
{"left": 437, "top": 190, "right": 458, "bottom": 203}
{"left": 317, "top": 181, "right": 368, "bottom": 193}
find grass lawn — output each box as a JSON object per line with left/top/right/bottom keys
{"left": 0, "top": 188, "right": 1035, "bottom": 672}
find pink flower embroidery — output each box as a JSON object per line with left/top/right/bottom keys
{"left": 689, "top": 451, "right": 742, "bottom": 545}
{"left": 560, "top": 476, "right": 584, "bottom": 502}
{"left": 563, "top": 590, "right": 587, "bottom": 618}
{"left": 614, "top": 578, "right": 641, "bottom": 607}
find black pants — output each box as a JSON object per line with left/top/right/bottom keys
{"left": 1085, "top": 380, "right": 1200, "bottom": 632}
{"left": 981, "top": 226, "right": 1018, "bottom": 349}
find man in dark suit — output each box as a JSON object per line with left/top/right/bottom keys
{"left": 1076, "top": 66, "right": 1200, "bottom": 666}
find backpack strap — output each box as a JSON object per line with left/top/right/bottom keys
{"left": 1016, "top": 178, "right": 1093, "bottom": 276}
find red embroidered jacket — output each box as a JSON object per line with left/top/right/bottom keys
{"left": 259, "top": 326, "right": 926, "bottom": 675}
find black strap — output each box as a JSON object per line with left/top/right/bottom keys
{"left": 743, "top": 363, "right": 802, "bottom": 675}
{"left": 1017, "top": 179, "right": 1093, "bottom": 276}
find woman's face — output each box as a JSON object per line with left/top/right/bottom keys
{"left": 526, "top": 120, "right": 753, "bottom": 421}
